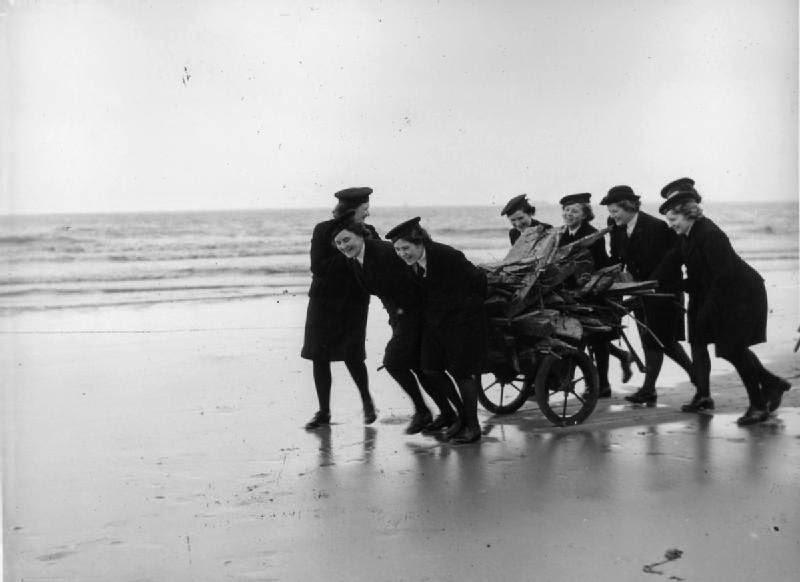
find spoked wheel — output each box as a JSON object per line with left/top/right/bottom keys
{"left": 535, "top": 350, "right": 599, "bottom": 426}
{"left": 478, "top": 371, "right": 534, "bottom": 414}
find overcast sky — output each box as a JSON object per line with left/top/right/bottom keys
{"left": 2, "top": 0, "right": 797, "bottom": 214}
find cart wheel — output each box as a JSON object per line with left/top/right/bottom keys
{"left": 534, "top": 350, "right": 599, "bottom": 426}
{"left": 478, "top": 372, "right": 533, "bottom": 414}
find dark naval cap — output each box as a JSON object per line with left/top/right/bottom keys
{"left": 658, "top": 189, "right": 702, "bottom": 215}
{"left": 559, "top": 193, "right": 592, "bottom": 206}
{"left": 600, "top": 185, "right": 640, "bottom": 205}
{"left": 660, "top": 177, "right": 695, "bottom": 199}
{"left": 385, "top": 217, "right": 422, "bottom": 242}
{"left": 334, "top": 187, "right": 373, "bottom": 204}
{"left": 500, "top": 194, "right": 534, "bottom": 216}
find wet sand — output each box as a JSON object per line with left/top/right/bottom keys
{"left": 2, "top": 268, "right": 799, "bottom": 581}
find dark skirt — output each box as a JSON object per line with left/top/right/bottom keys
{"left": 634, "top": 295, "right": 686, "bottom": 349}
{"left": 419, "top": 313, "right": 487, "bottom": 378}
{"left": 383, "top": 310, "right": 424, "bottom": 370}
{"left": 688, "top": 283, "right": 768, "bottom": 359}
{"left": 300, "top": 294, "right": 369, "bottom": 362}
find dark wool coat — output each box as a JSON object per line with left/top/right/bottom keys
{"left": 415, "top": 241, "right": 488, "bottom": 377}
{"left": 508, "top": 220, "right": 552, "bottom": 245}
{"left": 608, "top": 211, "right": 686, "bottom": 347}
{"left": 300, "top": 219, "right": 378, "bottom": 361}
{"left": 350, "top": 238, "right": 425, "bottom": 370}
{"left": 668, "top": 216, "right": 767, "bottom": 357}
{"left": 558, "top": 221, "right": 609, "bottom": 269}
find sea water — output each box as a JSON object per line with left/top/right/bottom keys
{"left": 1, "top": 202, "right": 796, "bottom": 313}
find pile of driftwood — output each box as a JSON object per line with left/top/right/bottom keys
{"left": 480, "top": 224, "right": 657, "bottom": 368}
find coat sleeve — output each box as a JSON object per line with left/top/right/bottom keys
{"left": 455, "top": 249, "right": 488, "bottom": 298}
{"left": 651, "top": 243, "right": 685, "bottom": 293}
{"left": 309, "top": 221, "right": 344, "bottom": 277}
{"left": 590, "top": 237, "right": 610, "bottom": 269}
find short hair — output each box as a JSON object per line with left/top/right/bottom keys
{"left": 332, "top": 198, "right": 366, "bottom": 218}
{"left": 330, "top": 221, "right": 370, "bottom": 249}
{"left": 514, "top": 200, "right": 536, "bottom": 215}
{"left": 391, "top": 224, "right": 432, "bottom": 246}
{"left": 613, "top": 199, "right": 641, "bottom": 213}
{"left": 670, "top": 200, "right": 704, "bottom": 219}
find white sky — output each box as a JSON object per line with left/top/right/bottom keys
{"left": 2, "top": 0, "right": 798, "bottom": 214}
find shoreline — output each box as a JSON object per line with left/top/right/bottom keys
{"left": 2, "top": 269, "right": 799, "bottom": 580}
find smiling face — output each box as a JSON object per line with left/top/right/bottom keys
{"left": 665, "top": 209, "right": 694, "bottom": 236}
{"left": 561, "top": 203, "right": 585, "bottom": 229}
{"left": 333, "top": 228, "right": 365, "bottom": 259}
{"left": 352, "top": 202, "right": 370, "bottom": 223}
{"left": 507, "top": 209, "right": 533, "bottom": 231}
{"left": 607, "top": 203, "right": 636, "bottom": 226}
{"left": 393, "top": 238, "right": 425, "bottom": 265}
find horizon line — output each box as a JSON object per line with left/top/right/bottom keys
{"left": 1, "top": 198, "right": 797, "bottom": 218}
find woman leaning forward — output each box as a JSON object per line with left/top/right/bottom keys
{"left": 386, "top": 217, "right": 488, "bottom": 444}
{"left": 328, "top": 211, "right": 459, "bottom": 435}
{"left": 301, "top": 187, "right": 378, "bottom": 430}
{"left": 658, "top": 178, "right": 791, "bottom": 425}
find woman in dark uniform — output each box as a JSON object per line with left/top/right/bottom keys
{"left": 658, "top": 181, "right": 790, "bottom": 425}
{"left": 500, "top": 194, "right": 551, "bottom": 245}
{"left": 558, "top": 193, "right": 633, "bottom": 397}
{"left": 328, "top": 212, "right": 459, "bottom": 435}
{"left": 301, "top": 187, "right": 378, "bottom": 430}
{"left": 601, "top": 185, "right": 696, "bottom": 405}
{"left": 386, "top": 217, "right": 488, "bottom": 444}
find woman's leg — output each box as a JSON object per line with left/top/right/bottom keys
{"left": 591, "top": 342, "right": 612, "bottom": 395}
{"left": 414, "top": 370, "right": 455, "bottom": 417}
{"left": 305, "top": 359, "right": 334, "bottom": 428}
{"left": 386, "top": 367, "right": 428, "bottom": 413}
{"left": 344, "top": 358, "right": 374, "bottom": 411}
{"left": 607, "top": 342, "right": 633, "bottom": 383}
{"left": 690, "top": 343, "right": 711, "bottom": 398}
{"left": 312, "top": 359, "right": 333, "bottom": 413}
{"left": 722, "top": 349, "right": 766, "bottom": 413}
{"left": 450, "top": 374, "right": 481, "bottom": 444}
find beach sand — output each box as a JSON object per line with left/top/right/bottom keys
{"left": 2, "top": 267, "right": 799, "bottom": 581}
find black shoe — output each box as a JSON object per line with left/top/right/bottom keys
{"left": 443, "top": 417, "right": 464, "bottom": 440}
{"left": 764, "top": 378, "right": 791, "bottom": 413}
{"left": 421, "top": 413, "right": 457, "bottom": 434}
{"left": 451, "top": 424, "right": 482, "bottom": 445}
{"left": 625, "top": 390, "right": 657, "bottom": 406}
{"left": 620, "top": 353, "right": 633, "bottom": 384}
{"left": 363, "top": 405, "right": 377, "bottom": 425}
{"left": 736, "top": 407, "right": 768, "bottom": 426}
{"left": 598, "top": 386, "right": 612, "bottom": 398}
{"left": 304, "top": 411, "right": 331, "bottom": 430}
{"left": 681, "top": 394, "right": 715, "bottom": 413}
{"left": 405, "top": 410, "right": 433, "bottom": 434}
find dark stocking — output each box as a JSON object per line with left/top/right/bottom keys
{"left": 641, "top": 349, "right": 664, "bottom": 393}
{"left": 414, "top": 369, "right": 454, "bottom": 416}
{"left": 690, "top": 343, "right": 712, "bottom": 398}
{"left": 607, "top": 342, "right": 628, "bottom": 362}
{"left": 423, "top": 371, "right": 463, "bottom": 413}
{"left": 455, "top": 375, "right": 480, "bottom": 428}
{"left": 312, "top": 359, "right": 332, "bottom": 413}
{"left": 591, "top": 343, "right": 611, "bottom": 389}
{"left": 344, "top": 358, "right": 373, "bottom": 409}
{"left": 386, "top": 367, "right": 428, "bottom": 413}
{"left": 722, "top": 349, "right": 765, "bottom": 409}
